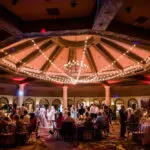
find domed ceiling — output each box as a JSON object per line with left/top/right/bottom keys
{"left": 0, "top": 34, "right": 150, "bottom": 85}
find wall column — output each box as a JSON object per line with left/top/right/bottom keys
{"left": 63, "top": 86, "right": 68, "bottom": 112}
{"left": 105, "top": 86, "right": 111, "bottom": 106}
{"left": 18, "top": 84, "right": 25, "bottom": 107}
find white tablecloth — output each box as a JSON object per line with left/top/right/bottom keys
{"left": 141, "top": 124, "right": 150, "bottom": 145}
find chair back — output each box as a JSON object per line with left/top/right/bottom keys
{"left": 127, "top": 123, "right": 140, "bottom": 132}
{"left": 60, "top": 122, "right": 75, "bottom": 137}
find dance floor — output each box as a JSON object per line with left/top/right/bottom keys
{"left": 10, "top": 122, "right": 150, "bottom": 150}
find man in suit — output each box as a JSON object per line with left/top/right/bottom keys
{"left": 119, "top": 105, "right": 127, "bottom": 138}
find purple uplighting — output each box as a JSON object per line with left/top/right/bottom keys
{"left": 113, "top": 94, "right": 119, "bottom": 98}
{"left": 11, "top": 47, "right": 15, "bottom": 51}
{"left": 132, "top": 41, "right": 141, "bottom": 45}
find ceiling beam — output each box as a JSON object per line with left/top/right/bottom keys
{"left": 40, "top": 46, "right": 63, "bottom": 72}
{"left": 68, "top": 47, "right": 76, "bottom": 63}
{"left": 86, "top": 47, "right": 98, "bottom": 72}
{"left": 101, "top": 38, "right": 145, "bottom": 63}
{"left": 0, "top": 36, "right": 23, "bottom": 49}
{"left": 16, "top": 40, "right": 53, "bottom": 68}
{"left": 94, "top": 43, "right": 123, "bottom": 70}
{"left": 92, "top": 0, "right": 123, "bottom": 30}
{"left": 0, "top": 37, "right": 47, "bottom": 58}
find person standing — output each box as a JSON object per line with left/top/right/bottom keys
{"left": 89, "top": 104, "right": 95, "bottom": 116}
{"left": 19, "top": 104, "right": 27, "bottom": 116}
{"left": 48, "top": 106, "right": 55, "bottom": 127}
{"left": 70, "top": 105, "right": 76, "bottom": 119}
{"left": 39, "top": 105, "right": 48, "bottom": 127}
{"left": 119, "top": 105, "right": 127, "bottom": 138}
{"left": 78, "top": 104, "right": 85, "bottom": 116}
{"left": 23, "top": 110, "right": 30, "bottom": 124}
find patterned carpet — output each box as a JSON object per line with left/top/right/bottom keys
{"left": 9, "top": 123, "right": 150, "bottom": 150}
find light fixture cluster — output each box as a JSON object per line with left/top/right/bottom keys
{"left": 0, "top": 36, "right": 149, "bottom": 84}
{"left": 64, "top": 60, "right": 88, "bottom": 73}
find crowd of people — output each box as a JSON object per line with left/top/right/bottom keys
{"left": 0, "top": 102, "right": 145, "bottom": 146}
{"left": 119, "top": 104, "right": 143, "bottom": 138}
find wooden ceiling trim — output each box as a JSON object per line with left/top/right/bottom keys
{"left": 101, "top": 81, "right": 109, "bottom": 86}
{"left": 0, "top": 37, "right": 47, "bottom": 58}
{"left": 40, "top": 46, "right": 63, "bottom": 72}
{"left": 101, "top": 38, "right": 145, "bottom": 64}
{"left": 103, "top": 35, "right": 150, "bottom": 52}
{"left": 16, "top": 40, "right": 53, "bottom": 68}
{"left": 57, "top": 36, "right": 94, "bottom": 47}
{"left": 86, "top": 47, "right": 98, "bottom": 72}
{"left": 68, "top": 47, "right": 76, "bottom": 63}
{"left": 94, "top": 43, "right": 123, "bottom": 70}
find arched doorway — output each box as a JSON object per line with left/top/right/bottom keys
{"left": 93, "top": 98, "right": 100, "bottom": 106}
{"left": 24, "top": 98, "right": 34, "bottom": 112}
{"left": 100, "top": 99, "right": 105, "bottom": 105}
{"left": 13, "top": 97, "right": 17, "bottom": 105}
{"left": 0, "top": 97, "right": 9, "bottom": 109}
{"left": 128, "top": 98, "right": 138, "bottom": 108}
{"left": 77, "top": 99, "right": 86, "bottom": 107}
{"left": 115, "top": 98, "right": 124, "bottom": 112}
{"left": 68, "top": 99, "right": 74, "bottom": 108}
{"left": 52, "top": 99, "right": 61, "bottom": 110}
{"left": 39, "top": 98, "right": 49, "bottom": 109}
{"left": 89, "top": 99, "right": 94, "bottom": 106}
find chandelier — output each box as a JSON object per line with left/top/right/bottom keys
{"left": 64, "top": 60, "right": 88, "bottom": 74}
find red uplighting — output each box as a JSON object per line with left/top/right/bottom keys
{"left": 11, "top": 78, "right": 25, "bottom": 82}
{"left": 108, "top": 80, "right": 121, "bottom": 84}
{"left": 143, "top": 81, "right": 150, "bottom": 84}
{"left": 21, "top": 82, "right": 28, "bottom": 86}
{"left": 145, "top": 75, "right": 150, "bottom": 79}
{"left": 40, "top": 28, "right": 46, "bottom": 33}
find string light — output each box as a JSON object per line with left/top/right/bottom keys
{"left": 1, "top": 43, "right": 72, "bottom": 84}
{"left": 0, "top": 36, "right": 149, "bottom": 84}
{"left": 75, "top": 36, "right": 88, "bottom": 84}
{"left": 30, "top": 39, "right": 75, "bottom": 84}
{"left": 83, "top": 43, "right": 137, "bottom": 82}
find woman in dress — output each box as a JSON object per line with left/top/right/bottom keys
{"left": 39, "top": 105, "right": 48, "bottom": 127}
{"left": 48, "top": 106, "right": 55, "bottom": 127}
{"left": 47, "top": 107, "right": 51, "bottom": 124}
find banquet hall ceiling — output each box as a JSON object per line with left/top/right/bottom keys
{"left": 115, "top": 0, "right": 150, "bottom": 30}
{"left": 0, "top": 34, "right": 150, "bottom": 85}
{"left": 0, "top": 0, "right": 95, "bottom": 20}
{"left": 0, "top": 0, "right": 150, "bottom": 87}
{"left": 0, "top": 0, "right": 150, "bottom": 37}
